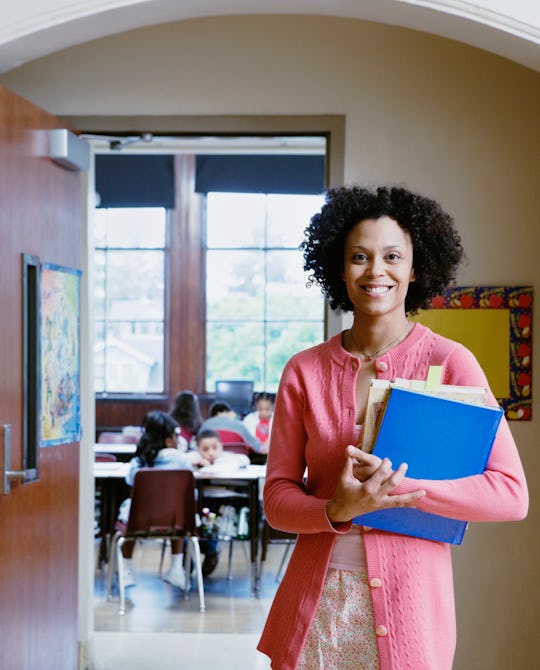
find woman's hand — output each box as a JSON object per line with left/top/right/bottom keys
{"left": 350, "top": 446, "right": 384, "bottom": 482}
{"left": 326, "top": 445, "right": 426, "bottom": 523}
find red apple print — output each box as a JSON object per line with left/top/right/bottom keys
{"left": 432, "top": 296, "right": 445, "bottom": 308}
{"left": 517, "top": 372, "right": 531, "bottom": 387}
{"left": 460, "top": 295, "right": 474, "bottom": 308}
{"left": 517, "top": 314, "right": 531, "bottom": 327}
{"left": 517, "top": 343, "right": 531, "bottom": 357}
{"left": 518, "top": 294, "right": 532, "bottom": 308}
{"left": 488, "top": 294, "right": 503, "bottom": 308}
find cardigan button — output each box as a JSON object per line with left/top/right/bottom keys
{"left": 375, "top": 360, "right": 388, "bottom": 372}
{"left": 370, "top": 578, "right": 382, "bottom": 588}
{"left": 375, "top": 625, "right": 388, "bottom": 637}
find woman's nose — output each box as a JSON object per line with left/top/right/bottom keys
{"left": 366, "top": 256, "right": 384, "bottom": 276}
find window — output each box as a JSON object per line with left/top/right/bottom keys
{"left": 205, "top": 192, "right": 325, "bottom": 392}
{"left": 93, "top": 207, "right": 167, "bottom": 394}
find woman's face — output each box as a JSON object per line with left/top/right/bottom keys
{"left": 342, "top": 216, "right": 415, "bottom": 319}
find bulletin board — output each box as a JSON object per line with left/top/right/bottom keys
{"left": 412, "top": 286, "right": 533, "bottom": 420}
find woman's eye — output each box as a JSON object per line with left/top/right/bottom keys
{"left": 386, "top": 252, "right": 401, "bottom": 262}
{"left": 352, "top": 253, "right": 368, "bottom": 263}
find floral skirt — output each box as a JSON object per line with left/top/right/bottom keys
{"left": 296, "top": 568, "right": 380, "bottom": 670}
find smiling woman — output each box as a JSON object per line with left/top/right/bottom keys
{"left": 258, "top": 184, "right": 528, "bottom": 670}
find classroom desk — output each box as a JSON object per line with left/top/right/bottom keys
{"left": 94, "top": 461, "right": 131, "bottom": 565}
{"left": 93, "top": 461, "right": 266, "bottom": 595}
{"left": 94, "top": 443, "right": 136, "bottom": 462}
{"left": 195, "top": 464, "right": 266, "bottom": 596}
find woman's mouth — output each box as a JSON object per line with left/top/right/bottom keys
{"left": 361, "top": 285, "right": 392, "bottom": 295}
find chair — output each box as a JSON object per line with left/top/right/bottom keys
{"left": 258, "top": 519, "right": 296, "bottom": 583}
{"left": 215, "top": 429, "right": 252, "bottom": 456}
{"left": 98, "top": 431, "right": 139, "bottom": 444}
{"left": 215, "top": 380, "right": 254, "bottom": 417}
{"left": 107, "top": 469, "right": 205, "bottom": 614}
{"left": 95, "top": 453, "right": 117, "bottom": 463}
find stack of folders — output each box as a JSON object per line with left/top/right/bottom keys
{"left": 353, "top": 378, "right": 503, "bottom": 544}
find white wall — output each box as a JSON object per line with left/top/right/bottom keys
{"left": 2, "top": 14, "right": 539, "bottom": 669}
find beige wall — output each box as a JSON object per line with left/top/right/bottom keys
{"left": 2, "top": 15, "right": 539, "bottom": 669}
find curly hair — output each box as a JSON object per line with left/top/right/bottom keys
{"left": 135, "top": 410, "right": 180, "bottom": 468}
{"left": 301, "top": 185, "right": 464, "bottom": 314}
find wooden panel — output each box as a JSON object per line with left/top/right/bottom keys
{"left": 0, "top": 84, "right": 80, "bottom": 670}
{"left": 170, "top": 154, "right": 205, "bottom": 393}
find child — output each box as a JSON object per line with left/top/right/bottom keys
{"left": 196, "top": 428, "right": 251, "bottom": 470}
{"left": 195, "top": 429, "right": 251, "bottom": 576}
{"left": 169, "top": 389, "right": 203, "bottom": 447}
{"left": 117, "top": 410, "right": 193, "bottom": 589}
{"left": 243, "top": 391, "right": 275, "bottom": 448}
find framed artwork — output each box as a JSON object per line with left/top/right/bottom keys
{"left": 413, "top": 286, "right": 532, "bottom": 420}
{"left": 40, "top": 262, "right": 82, "bottom": 446}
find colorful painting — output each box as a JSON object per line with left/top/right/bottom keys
{"left": 413, "top": 286, "right": 533, "bottom": 420}
{"left": 40, "top": 263, "right": 82, "bottom": 446}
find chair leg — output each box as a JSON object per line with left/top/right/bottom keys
{"left": 159, "top": 539, "right": 168, "bottom": 575}
{"left": 227, "top": 539, "right": 234, "bottom": 580}
{"left": 116, "top": 536, "right": 127, "bottom": 615}
{"left": 106, "top": 530, "right": 120, "bottom": 601}
{"left": 187, "top": 537, "right": 205, "bottom": 612}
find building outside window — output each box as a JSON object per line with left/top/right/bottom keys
{"left": 205, "top": 192, "right": 324, "bottom": 392}
{"left": 93, "top": 207, "right": 167, "bottom": 394}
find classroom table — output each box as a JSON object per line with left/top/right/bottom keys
{"left": 94, "top": 442, "right": 136, "bottom": 461}
{"left": 93, "top": 461, "right": 266, "bottom": 595}
{"left": 194, "top": 464, "right": 266, "bottom": 596}
{"left": 94, "top": 461, "right": 131, "bottom": 565}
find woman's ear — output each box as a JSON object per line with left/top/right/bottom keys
{"left": 410, "top": 267, "right": 416, "bottom": 282}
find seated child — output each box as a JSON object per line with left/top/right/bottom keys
{"left": 195, "top": 429, "right": 251, "bottom": 575}
{"left": 196, "top": 428, "right": 251, "bottom": 470}
{"left": 243, "top": 391, "right": 275, "bottom": 448}
{"left": 117, "top": 410, "right": 194, "bottom": 589}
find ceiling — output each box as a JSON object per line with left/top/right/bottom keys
{"left": 0, "top": 0, "right": 539, "bottom": 74}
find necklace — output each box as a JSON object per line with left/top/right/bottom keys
{"left": 350, "top": 322, "right": 412, "bottom": 361}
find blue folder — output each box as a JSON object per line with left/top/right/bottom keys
{"left": 353, "top": 387, "right": 504, "bottom": 544}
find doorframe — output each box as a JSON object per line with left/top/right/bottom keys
{"left": 66, "top": 114, "right": 345, "bottom": 667}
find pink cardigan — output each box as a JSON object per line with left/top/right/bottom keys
{"left": 258, "top": 324, "right": 528, "bottom": 670}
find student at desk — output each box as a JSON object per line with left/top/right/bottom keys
{"left": 117, "top": 411, "right": 218, "bottom": 586}
{"left": 199, "top": 401, "right": 267, "bottom": 454}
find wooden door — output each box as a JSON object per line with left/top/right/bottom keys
{"left": 0, "top": 84, "right": 81, "bottom": 670}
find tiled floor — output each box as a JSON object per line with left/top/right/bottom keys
{"left": 93, "top": 538, "right": 291, "bottom": 669}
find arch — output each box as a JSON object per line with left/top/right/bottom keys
{"left": 0, "top": 0, "right": 538, "bottom": 74}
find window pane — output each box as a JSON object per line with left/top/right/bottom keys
{"left": 93, "top": 250, "right": 106, "bottom": 321}
{"left": 106, "top": 251, "right": 164, "bottom": 321}
{"left": 206, "top": 250, "right": 264, "bottom": 320}
{"left": 266, "top": 249, "right": 323, "bottom": 320}
{"left": 206, "top": 193, "right": 265, "bottom": 248}
{"left": 94, "top": 321, "right": 106, "bottom": 393}
{"left": 94, "top": 208, "right": 166, "bottom": 248}
{"left": 99, "top": 321, "right": 164, "bottom": 393}
{"left": 206, "top": 322, "right": 264, "bottom": 391}
{"left": 266, "top": 194, "right": 324, "bottom": 247}
{"left": 266, "top": 321, "right": 325, "bottom": 390}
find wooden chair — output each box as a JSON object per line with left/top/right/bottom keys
{"left": 215, "top": 429, "right": 251, "bottom": 456}
{"left": 107, "top": 469, "right": 205, "bottom": 614}
{"left": 95, "top": 453, "right": 117, "bottom": 463}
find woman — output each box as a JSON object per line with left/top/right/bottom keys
{"left": 257, "top": 185, "right": 528, "bottom": 670}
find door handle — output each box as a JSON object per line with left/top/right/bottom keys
{"left": 2, "top": 424, "right": 37, "bottom": 495}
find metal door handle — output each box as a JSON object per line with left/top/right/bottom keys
{"left": 2, "top": 424, "right": 37, "bottom": 494}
